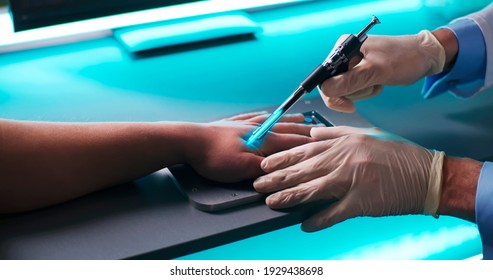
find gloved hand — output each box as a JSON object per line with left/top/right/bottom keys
{"left": 253, "top": 126, "right": 444, "bottom": 232}
{"left": 319, "top": 30, "right": 446, "bottom": 112}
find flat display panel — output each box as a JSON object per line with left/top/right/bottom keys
{"left": 9, "top": 0, "right": 202, "bottom": 31}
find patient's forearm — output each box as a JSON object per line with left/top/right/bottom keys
{"left": 0, "top": 119, "right": 193, "bottom": 213}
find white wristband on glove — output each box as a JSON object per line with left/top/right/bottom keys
{"left": 418, "top": 30, "right": 446, "bottom": 76}
{"left": 424, "top": 151, "right": 445, "bottom": 218}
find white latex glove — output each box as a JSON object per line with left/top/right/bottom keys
{"left": 253, "top": 126, "right": 444, "bottom": 232}
{"left": 319, "top": 30, "right": 446, "bottom": 112}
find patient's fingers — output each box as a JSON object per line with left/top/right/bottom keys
{"left": 222, "top": 111, "right": 309, "bottom": 126}
{"left": 269, "top": 123, "right": 314, "bottom": 136}
{"left": 245, "top": 113, "right": 306, "bottom": 124}
{"left": 222, "top": 111, "right": 268, "bottom": 121}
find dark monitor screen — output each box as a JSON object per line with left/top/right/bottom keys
{"left": 9, "top": 0, "right": 203, "bottom": 32}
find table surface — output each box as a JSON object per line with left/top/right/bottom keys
{"left": 0, "top": 0, "right": 491, "bottom": 259}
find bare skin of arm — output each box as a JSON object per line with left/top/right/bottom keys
{"left": 439, "top": 157, "right": 483, "bottom": 222}
{"left": 0, "top": 116, "right": 312, "bottom": 213}
{"left": 432, "top": 28, "right": 459, "bottom": 70}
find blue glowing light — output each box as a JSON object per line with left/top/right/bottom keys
{"left": 245, "top": 107, "right": 285, "bottom": 148}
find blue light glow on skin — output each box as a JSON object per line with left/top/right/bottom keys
{"left": 245, "top": 107, "right": 285, "bottom": 148}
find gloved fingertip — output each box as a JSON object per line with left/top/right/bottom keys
{"left": 252, "top": 177, "right": 264, "bottom": 190}
{"left": 254, "top": 175, "right": 275, "bottom": 191}
{"left": 261, "top": 154, "right": 286, "bottom": 172}
{"left": 265, "top": 193, "right": 282, "bottom": 208}
{"left": 260, "top": 157, "right": 270, "bottom": 170}
{"left": 309, "top": 127, "right": 325, "bottom": 138}
{"left": 310, "top": 126, "right": 343, "bottom": 141}
{"left": 327, "top": 97, "right": 356, "bottom": 113}
{"left": 301, "top": 220, "right": 323, "bottom": 232}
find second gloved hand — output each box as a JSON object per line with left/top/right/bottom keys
{"left": 253, "top": 126, "right": 444, "bottom": 232}
{"left": 319, "top": 31, "right": 446, "bottom": 112}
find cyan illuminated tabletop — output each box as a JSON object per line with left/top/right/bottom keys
{"left": 0, "top": 0, "right": 490, "bottom": 259}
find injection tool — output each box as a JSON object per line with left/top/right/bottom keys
{"left": 246, "top": 16, "right": 380, "bottom": 147}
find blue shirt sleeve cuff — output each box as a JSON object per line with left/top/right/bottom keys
{"left": 422, "top": 19, "right": 486, "bottom": 99}
{"left": 476, "top": 161, "right": 493, "bottom": 260}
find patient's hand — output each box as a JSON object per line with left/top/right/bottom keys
{"left": 186, "top": 113, "right": 314, "bottom": 182}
